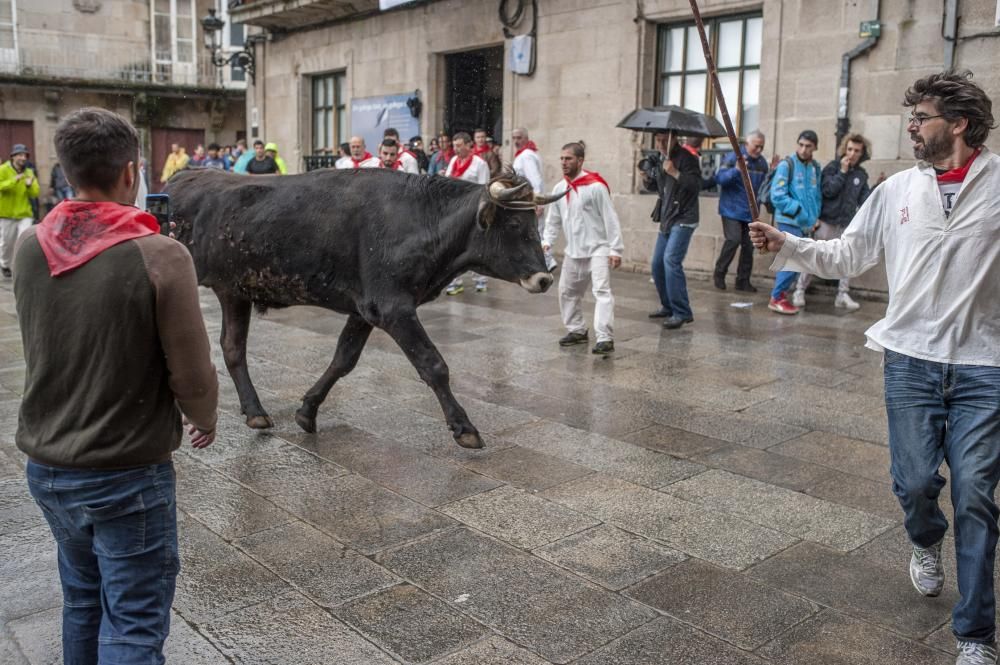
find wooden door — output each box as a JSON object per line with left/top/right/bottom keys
{"left": 0, "top": 120, "right": 35, "bottom": 163}
{"left": 151, "top": 127, "right": 205, "bottom": 191}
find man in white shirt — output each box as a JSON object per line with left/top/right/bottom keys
{"left": 378, "top": 138, "right": 404, "bottom": 170}
{"left": 383, "top": 128, "right": 420, "bottom": 174}
{"left": 444, "top": 132, "right": 491, "bottom": 295}
{"left": 336, "top": 136, "right": 379, "bottom": 169}
{"left": 543, "top": 141, "right": 623, "bottom": 355}
{"left": 512, "top": 127, "right": 556, "bottom": 271}
{"left": 751, "top": 71, "right": 1000, "bottom": 665}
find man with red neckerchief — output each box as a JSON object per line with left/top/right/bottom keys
{"left": 543, "top": 141, "right": 623, "bottom": 355}
{"left": 336, "top": 136, "right": 380, "bottom": 169}
{"left": 751, "top": 71, "right": 1000, "bottom": 665}
{"left": 511, "top": 127, "right": 556, "bottom": 272}
{"left": 382, "top": 128, "right": 420, "bottom": 174}
{"left": 444, "top": 132, "right": 490, "bottom": 295}
{"left": 378, "top": 138, "right": 405, "bottom": 170}
{"left": 428, "top": 131, "right": 454, "bottom": 176}
{"left": 473, "top": 128, "right": 502, "bottom": 177}
{"left": 13, "top": 107, "right": 218, "bottom": 665}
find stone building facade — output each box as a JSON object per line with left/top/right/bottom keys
{"left": 235, "top": 0, "right": 1000, "bottom": 293}
{"left": 0, "top": 0, "right": 247, "bottom": 202}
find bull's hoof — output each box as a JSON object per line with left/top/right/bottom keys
{"left": 456, "top": 432, "right": 485, "bottom": 449}
{"left": 246, "top": 415, "right": 273, "bottom": 429}
{"left": 294, "top": 409, "right": 317, "bottom": 434}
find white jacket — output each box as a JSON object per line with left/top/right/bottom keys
{"left": 543, "top": 171, "right": 624, "bottom": 259}
{"left": 512, "top": 148, "right": 543, "bottom": 194}
{"left": 446, "top": 154, "right": 490, "bottom": 184}
{"left": 772, "top": 147, "right": 1000, "bottom": 366}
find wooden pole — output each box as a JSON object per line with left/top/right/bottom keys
{"left": 687, "top": 0, "right": 760, "bottom": 223}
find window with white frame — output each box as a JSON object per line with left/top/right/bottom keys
{"left": 152, "top": 0, "right": 197, "bottom": 84}
{"left": 312, "top": 73, "right": 346, "bottom": 154}
{"left": 0, "top": 0, "right": 17, "bottom": 72}
{"left": 657, "top": 14, "right": 762, "bottom": 138}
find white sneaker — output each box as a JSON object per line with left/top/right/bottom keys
{"left": 957, "top": 641, "right": 998, "bottom": 665}
{"left": 910, "top": 540, "right": 944, "bottom": 597}
{"left": 791, "top": 289, "right": 806, "bottom": 308}
{"left": 835, "top": 292, "right": 861, "bottom": 311}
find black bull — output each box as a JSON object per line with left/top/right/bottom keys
{"left": 166, "top": 168, "right": 560, "bottom": 449}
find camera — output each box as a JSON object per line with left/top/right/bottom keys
{"left": 637, "top": 150, "right": 663, "bottom": 181}
{"left": 145, "top": 194, "right": 170, "bottom": 234}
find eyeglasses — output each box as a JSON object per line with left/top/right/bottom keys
{"left": 907, "top": 114, "right": 945, "bottom": 126}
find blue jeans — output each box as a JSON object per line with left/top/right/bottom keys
{"left": 26, "top": 461, "right": 180, "bottom": 665}
{"left": 651, "top": 225, "right": 694, "bottom": 320}
{"left": 883, "top": 350, "right": 1000, "bottom": 643}
{"left": 770, "top": 222, "right": 804, "bottom": 299}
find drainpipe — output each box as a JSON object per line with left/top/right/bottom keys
{"left": 943, "top": 0, "right": 959, "bottom": 69}
{"left": 836, "top": 0, "right": 881, "bottom": 149}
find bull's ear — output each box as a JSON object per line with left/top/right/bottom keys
{"left": 476, "top": 198, "right": 496, "bottom": 229}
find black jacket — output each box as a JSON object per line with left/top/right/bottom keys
{"left": 820, "top": 160, "right": 871, "bottom": 227}
{"left": 644, "top": 145, "right": 702, "bottom": 233}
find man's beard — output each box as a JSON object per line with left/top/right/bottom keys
{"left": 911, "top": 130, "right": 951, "bottom": 162}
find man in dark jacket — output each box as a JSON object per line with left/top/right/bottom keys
{"left": 711, "top": 130, "right": 770, "bottom": 292}
{"left": 644, "top": 131, "right": 702, "bottom": 329}
{"left": 792, "top": 132, "right": 873, "bottom": 311}
{"left": 15, "top": 107, "right": 218, "bottom": 664}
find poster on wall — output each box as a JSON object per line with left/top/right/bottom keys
{"left": 350, "top": 94, "right": 421, "bottom": 152}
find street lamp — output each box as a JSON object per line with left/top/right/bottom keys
{"left": 200, "top": 8, "right": 255, "bottom": 84}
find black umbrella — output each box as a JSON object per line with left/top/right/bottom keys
{"left": 616, "top": 105, "right": 727, "bottom": 138}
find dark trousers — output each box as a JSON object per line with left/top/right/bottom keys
{"left": 713, "top": 217, "right": 753, "bottom": 285}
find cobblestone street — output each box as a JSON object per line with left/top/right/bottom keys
{"left": 0, "top": 270, "right": 973, "bottom": 664}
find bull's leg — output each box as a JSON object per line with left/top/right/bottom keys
{"left": 382, "top": 312, "right": 483, "bottom": 449}
{"left": 295, "top": 313, "right": 373, "bottom": 433}
{"left": 215, "top": 290, "right": 272, "bottom": 429}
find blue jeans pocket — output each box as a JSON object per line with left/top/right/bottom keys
{"left": 35, "top": 503, "right": 71, "bottom": 543}
{"left": 84, "top": 493, "right": 147, "bottom": 557}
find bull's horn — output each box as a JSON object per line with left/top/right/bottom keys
{"left": 533, "top": 192, "right": 565, "bottom": 205}
{"left": 489, "top": 180, "right": 530, "bottom": 202}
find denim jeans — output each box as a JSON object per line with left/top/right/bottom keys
{"left": 651, "top": 225, "right": 694, "bottom": 320}
{"left": 883, "top": 350, "right": 1000, "bottom": 643}
{"left": 770, "top": 222, "right": 804, "bottom": 299}
{"left": 26, "top": 460, "right": 180, "bottom": 665}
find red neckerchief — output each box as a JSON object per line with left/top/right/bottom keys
{"left": 35, "top": 200, "right": 160, "bottom": 277}
{"left": 436, "top": 149, "right": 454, "bottom": 166}
{"left": 682, "top": 144, "right": 700, "bottom": 157}
{"left": 936, "top": 148, "right": 982, "bottom": 183}
{"left": 351, "top": 152, "right": 373, "bottom": 168}
{"left": 450, "top": 154, "right": 476, "bottom": 179}
{"left": 564, "top": 171, "right": 611, "bottom": 200}
{"left": 473, "top": 144, "right": 491, "bottom": 157}
{"left": 380, "top": 159, "right": 404, "bottom": 170}
{"left": 515, "top": 141, "right": 538, "bottom": 158}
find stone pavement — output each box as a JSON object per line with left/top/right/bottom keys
{"left": 0, "top": 270, "right": 976, "bottom": 664}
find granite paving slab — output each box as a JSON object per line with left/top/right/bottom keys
{"left": 0, "top": 525, "right": 62, "bottom": 622}
{"left": 377, "top": 527, "right": 656, "bottom": 664}
{"left": 334, "top": 584, "right": 489, "bottom": 663}
{"left": 691, "top": 444, "right": 834, "bottom": 492}
{"left": 541, "top": 475, "right": 797, "bottom": 570}
{"left": 438, "top": 485, "right": 599, "bottom": 549}
{"left": 432, "top": 635, "right": 551, "bottom": 665}
{"left": 533, "top": 524, "right": 686, "bottom": 591}
{"left": 769, "top": 430, "right": 891, "bottom": 483}
{"left": 749, "top": 542, "right": 956, "bottom": 638}
{"left": 755, "top": 609, "right": 953, "bottom": 664}
{"left": 233, "top": 521, "right": 399, "bottom": 608}
{"left": 625, "top": 558, "right": 818, "bottom": 650}
{"left": 622, "top": 424, "right": 728, "bottom": 459}
{"left": 666, "top": 470, "right": 894, "bottom": 551}
{"left": 455, "top": 445, "right": 595, "bottom": 491}
{"left": 202, "top": 591, "right": 397, "bottom": 664}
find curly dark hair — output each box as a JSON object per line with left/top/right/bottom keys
{"left": 903, "top": 70, "right": 996, "bottom": 147}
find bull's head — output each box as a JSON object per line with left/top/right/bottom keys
{"left": 474, "top": 172, "right": 562, "bottom": 294}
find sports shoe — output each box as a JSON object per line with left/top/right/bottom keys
{"left": 445, "top": 283, "right": 464, "bottom": 296}
{"left": 559, "top": 331, "right": 588, "bottom": 347}
{"left": 910, "top": 540, "right": 944, "bottom": 597}
{"left": 592, "top": 341, "right": 614, "bottom": 355}
{"left": 835, "top": 292, "right": 861, "bottom": 311}
{"left": 475, "top": 278, "right": 488, "bottom": 292}
{"left": 768, "top": 295, "right": 799, "bottom": 315}
{"left": 957, "top": 640, "right": 998, "bottom": 665}
{"left": 791, "top": 289, "right": 806, "bottom": 308}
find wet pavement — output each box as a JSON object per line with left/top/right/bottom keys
{"left": 0, "top": 270, "right": 971, "bottom": 664}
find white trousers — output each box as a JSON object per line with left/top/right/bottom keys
{"left": 559, "top": 256, "right": 614, "bottom": 343}
{"left": 0, "top": 218, "right": 32, "bottom": 270}
{"left": 796, "top": 222, "right": 850, "bottom": 293}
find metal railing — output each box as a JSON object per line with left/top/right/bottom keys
{"left": 304, "top": 155, "right": 339, "bottom": 171}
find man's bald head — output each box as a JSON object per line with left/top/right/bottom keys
{"left": 349, "top": 136, "right": 366, "bottom": 159}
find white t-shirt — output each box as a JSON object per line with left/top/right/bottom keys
{"left": 336, "top": 155, "right": 380, "bottom": 169}
{"left": 543, "top": 170, "right": 624, "bottom": 259}
{"left": 445, "top": 154, "right": 490, "bottom": 184}
{"left": 512, "top": 148, "right": 544, "bottom": 194}
{"left": 397, "top": 151, "right": 420, "bottom": 174}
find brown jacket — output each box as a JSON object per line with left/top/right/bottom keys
{"left": 13, "top": 227, "right": 218, "bottom": 469}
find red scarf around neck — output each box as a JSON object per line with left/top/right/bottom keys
{"left": 351, "top": 152, "right": 373, "bottom": 168}
{"left": 450, "top": 154, "right": 476, "bottom": 179}
{"left": 36, "top": 200, "right": 161, "bottom": 277}
{"left": 380, "top": 159, "right": 404, "bottom": 170}
{"left": 515, "top": 141, "right": 538, "bottom": 158}
{"left": 936, "top": 147, "right": 981, "bottom": 183}
{"left": 436, "top": 149, "right": 455, "bottom": 166}
{"left": 564, "top": 171, "right": 611, "bottom": 199}
{"left": 473, "top": 144, "right": 491, "bottom": 157}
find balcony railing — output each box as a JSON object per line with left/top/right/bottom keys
{"left": 304, "top": 155, "right": 339, "bottom": 171}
